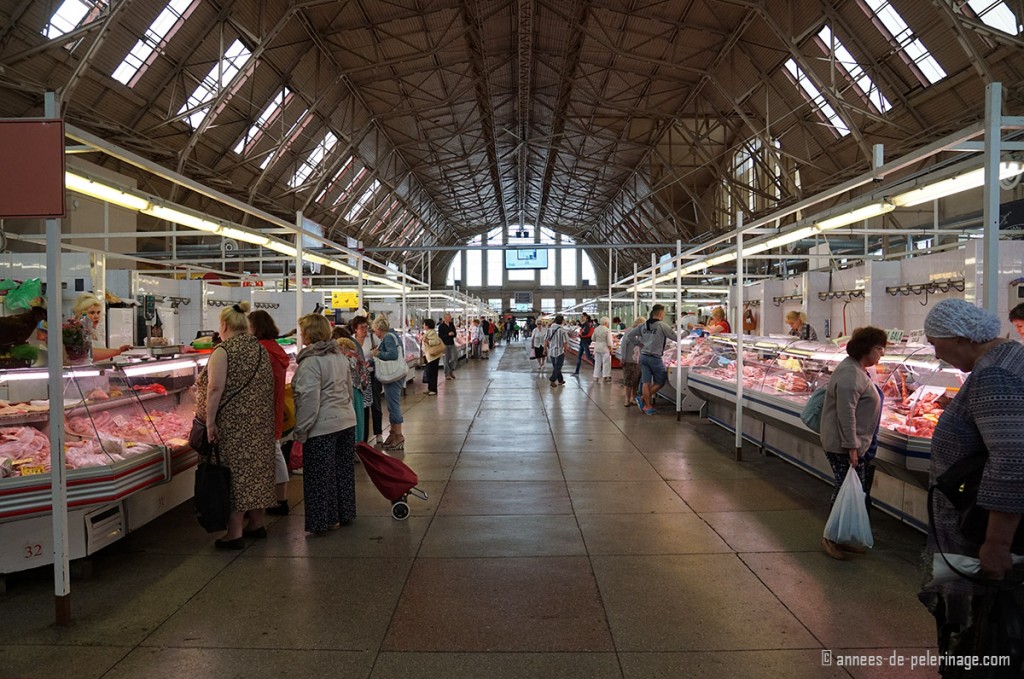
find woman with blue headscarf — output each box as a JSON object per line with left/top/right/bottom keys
{"left": 919, "top": 299, "right": 1024, "bottom": 676}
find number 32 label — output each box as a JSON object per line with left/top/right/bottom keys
{"left": 24, "top": 544, "right": 43, "bottom": 559}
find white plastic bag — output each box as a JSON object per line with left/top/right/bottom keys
{"left": 823, "top": 467, "right": 874, "bottom": 549}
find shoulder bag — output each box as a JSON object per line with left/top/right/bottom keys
{"left": 799, "top": 386, "right": 827, "bottom": 433}
{"left": 189, "top": 347, "right": 264, "bottom": 454}
{"left": 375, "top": 333, "right": 407, "bottom": 384}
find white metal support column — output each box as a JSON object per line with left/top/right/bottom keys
{"left": 357, "top": 255, "right": 364, "bottom": 315}
{"left": 401, "top": 265, "right": 407, "bottom": 332}
{"left": 982, "top": 82, "right": 1001, "bottom": 316}
{"left": 427, "top": 252, "right": 432, "bottom": 320}
{"left": 607, "top": 249, "right": 612, "bottom": 324}
{"left": 45, "top": 91, "right": 70, "bottom": 625}
{"left": 633, "top": 263, "right": 638, "bottom": 319}
{"left": 294, "top": 212, "right": 303, "bottom": 350}
{"left": 735, "top": 215, "right": 745, "bottom": 462}
{"left": 675, "top": 240, "right": 682, "bottom": 420}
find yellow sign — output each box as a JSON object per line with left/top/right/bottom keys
{"left": 331, "top": 290, "right": 359, "bottom": 309}
{"left": 20, "top": 465, "right": 46, "bottom": 476}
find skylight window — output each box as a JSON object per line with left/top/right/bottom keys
{"left": 177, "top": 38, "right": 252, "bottom": 130}
{"left": 42, "top": 0, "right": 107, "bottom": 40}
{"left": 817, "top": 25, "right": 892, "bottom": 113}
{"left": 289, "top": 131, "right": 339, "bottom": 189}
{"left": 966, "top": 0, "right": 1020, "bottom": 34}
{"left": 316, "top": 156, "right": 355, "bottom": 202}
{"left": 783, "top": 59, "right": 851, "bottom": 137}
{"left": 111, "top": 0, "right": 196, "bottom": 86}
{"left": 345, "top": 180, "right": 381, "bottom": 221}
{"left": 259, "top": 109, "right": 309, "bottom": 170}
{"left": 333, "top": 167, "right": 369, "bottom": 207}
{"left": 235, "top": 88, "right": 292, "bottom": 155}
{"left": 861, "top": 0, "right": 946, "bottom": 85}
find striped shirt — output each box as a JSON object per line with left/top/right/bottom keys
{"left": 545, "top": 324, "right": 567, "bottom": 358}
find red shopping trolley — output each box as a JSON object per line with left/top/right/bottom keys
{"left": 355, "top": 442, "right": 429, "bottom": 520}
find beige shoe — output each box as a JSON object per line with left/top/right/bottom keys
{"left": 821, "top": 537, "right": 846, "bottom": 560}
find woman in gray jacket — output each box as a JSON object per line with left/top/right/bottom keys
{"left": 818, "top": 326, "right": 887, "bottom": 559}
{"left": 292, "top": 313, "right": 358, "bottom": 534}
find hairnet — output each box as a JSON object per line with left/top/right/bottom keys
{"left": 923, "top": 299, "right": 1002, "bottom": 343}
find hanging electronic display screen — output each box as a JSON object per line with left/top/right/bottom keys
{"left": 504, "top": 248, "right": 548, "bottom": 270}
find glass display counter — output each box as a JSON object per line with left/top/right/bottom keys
{"left": 0, "top": 355, "right": 207, "bottom": 574}
{"left": 684, "top": 335, "right": 955, "bottom": 530}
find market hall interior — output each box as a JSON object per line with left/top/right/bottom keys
{"left": 0, "top": 347, "right": 934, "bottom": 679}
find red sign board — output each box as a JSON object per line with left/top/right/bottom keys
{"left": 0, "top": 119, "right": 66, "bottom": 219}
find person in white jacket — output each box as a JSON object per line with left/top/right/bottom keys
{"left": 292, "top": 313, "right": 357, "bottom": 534}
{"left": 592, "top": 317, "right": 613, "bottom": 382}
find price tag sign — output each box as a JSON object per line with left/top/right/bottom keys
{"left": 331, "top": 290, "right": 359, "bottom": 309}
{"left": 886, "top": 328, "right": 904, "bottom": 344}
{"left": 20, "top": 465, "right": 46, "bottom": 476}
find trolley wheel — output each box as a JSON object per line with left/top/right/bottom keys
{"left": 391, "top": 501, "right": 410, "bottom": 520}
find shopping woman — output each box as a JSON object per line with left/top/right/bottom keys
{"left": 818, "top": 325, "right": 887, "bottom": 560}
{"left": 335, "top": 333, "right": 368, "bottom": 444}
{"left": 349, "top": 315, "right": 382, "bottom": 446}
{"left": 292, "top": 313, "right": 357, "bottom": 534}
{"left": 592, "top": 316, "right": 613, "bottom": 382}
{"left": 72, "top": 293, "right": 132, "bottom": 361}
{"left": 248, "top": 310, "right": 292, "bottom": 516}
{"left": 420, "top": 318, "right": 443, "bottom": 395}
{"left": 919, "top": 300, "right": 1024, "bottom": 670}
{"left": 620, "top": 317, "right": 646, "bottom": 406}
{"left": 785, "top": 310, "right": 818, "bottom": 341}
{"left": 530, "top": 321, "right": 547, "bottom": 371}
{"left": 371, "top": 316, "right": 406, "bottom": 450}
{"left": 195, "top": 301, "right": 276, "bottom": 549}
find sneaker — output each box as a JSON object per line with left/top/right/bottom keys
{"left": 635, "top": 395, "right": 644, "bottom": 409}
{"left": 550, "top": 381, "right": 558, "bottom": 387}
{"left": 427, "top": 390, "right": 437, "bottom": 395}
{"left": 821, "top": 537, "right": 846, "bottom": 560}
{"left": 643, "top": 407, "right": 657, "bottom": 415}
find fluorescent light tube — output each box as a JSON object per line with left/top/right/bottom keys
{"left": 119, "top": 359, "right": 197, "bottom": 376}
{"left": 142, "top": 204, "right": 222, "bottom": 233}
{"left": 891, "top": 162, "right": 1024, "bottom": 207}
{"left": 816, "top": 201, "right": 894, "bottom": 231}
{"left": 65, "top": 172, "right": 151, "bottom": 211}
{"left": 264, "top": 240, "right": 297, "bottom": 257}
{"left": 764, "top": 225, "right": 818, "bottom": 249}
{"left": 220, "top": 226, "right": 270, "bottom": 246}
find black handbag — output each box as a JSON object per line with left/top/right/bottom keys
{"left": 932, "top": 454, "right": 1024, "bottom": 553}
{"left": 194, "top": 446, "right": 231, "bottom": 532}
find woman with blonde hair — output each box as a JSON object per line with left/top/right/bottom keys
{"left": 371, "top": 315, "right": 406, "bottom": 449}
{"left": 292, "top": 313, "right": 357, "bottom": 533}
{"left": 72, "top": 293, "right": 132, "bottom": 361}
{"left": 702, "top": 306, "right": 731, "bottom": 335}
{"left": 195, "top": 301, "right": 276, "bottom": 548}
{"left": 592, "top": 317, "right": 613, "bottom": 382}
{"left": 785, "top": 310, "right": 818, "bottom": 341}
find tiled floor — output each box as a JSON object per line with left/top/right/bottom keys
{"left": 0, "top": 344, "right": 938, "bottom": 678}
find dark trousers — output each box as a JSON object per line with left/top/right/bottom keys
{"left": 574, "top": 339, "right": 593, "bottom": 374}
{"left": 549, "top": 354, "right": 565, "bottom": 384}
{"left": 301, "top": 427, "right": 356, "bottom": 533}
{"left": 369, "top": 375, "right": 383, "bottom": 436}
{"left": 487, "top": 334, "right": 494, "bottom": 350}
{"left": 424, "top": 358, "right": 439, "bottom": 391}
{"left": 825, "top": 451, "right": 876, "bottom": 510}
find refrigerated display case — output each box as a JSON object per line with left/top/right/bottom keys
{"left": 0, "top": 355, "right": 208, "bottom": 575}
{"left": 567, "top": 327, "right": 624, "bottom": 369}
{"left": 684, "top": 335, "right": 957, "bottom": 529}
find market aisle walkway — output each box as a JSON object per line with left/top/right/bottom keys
{"left": 0, "top": 344, "right": 935, "bottom": 678}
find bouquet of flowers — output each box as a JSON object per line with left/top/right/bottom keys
{"left": 62, "top": 317, "right": 92, "bottom": 362}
